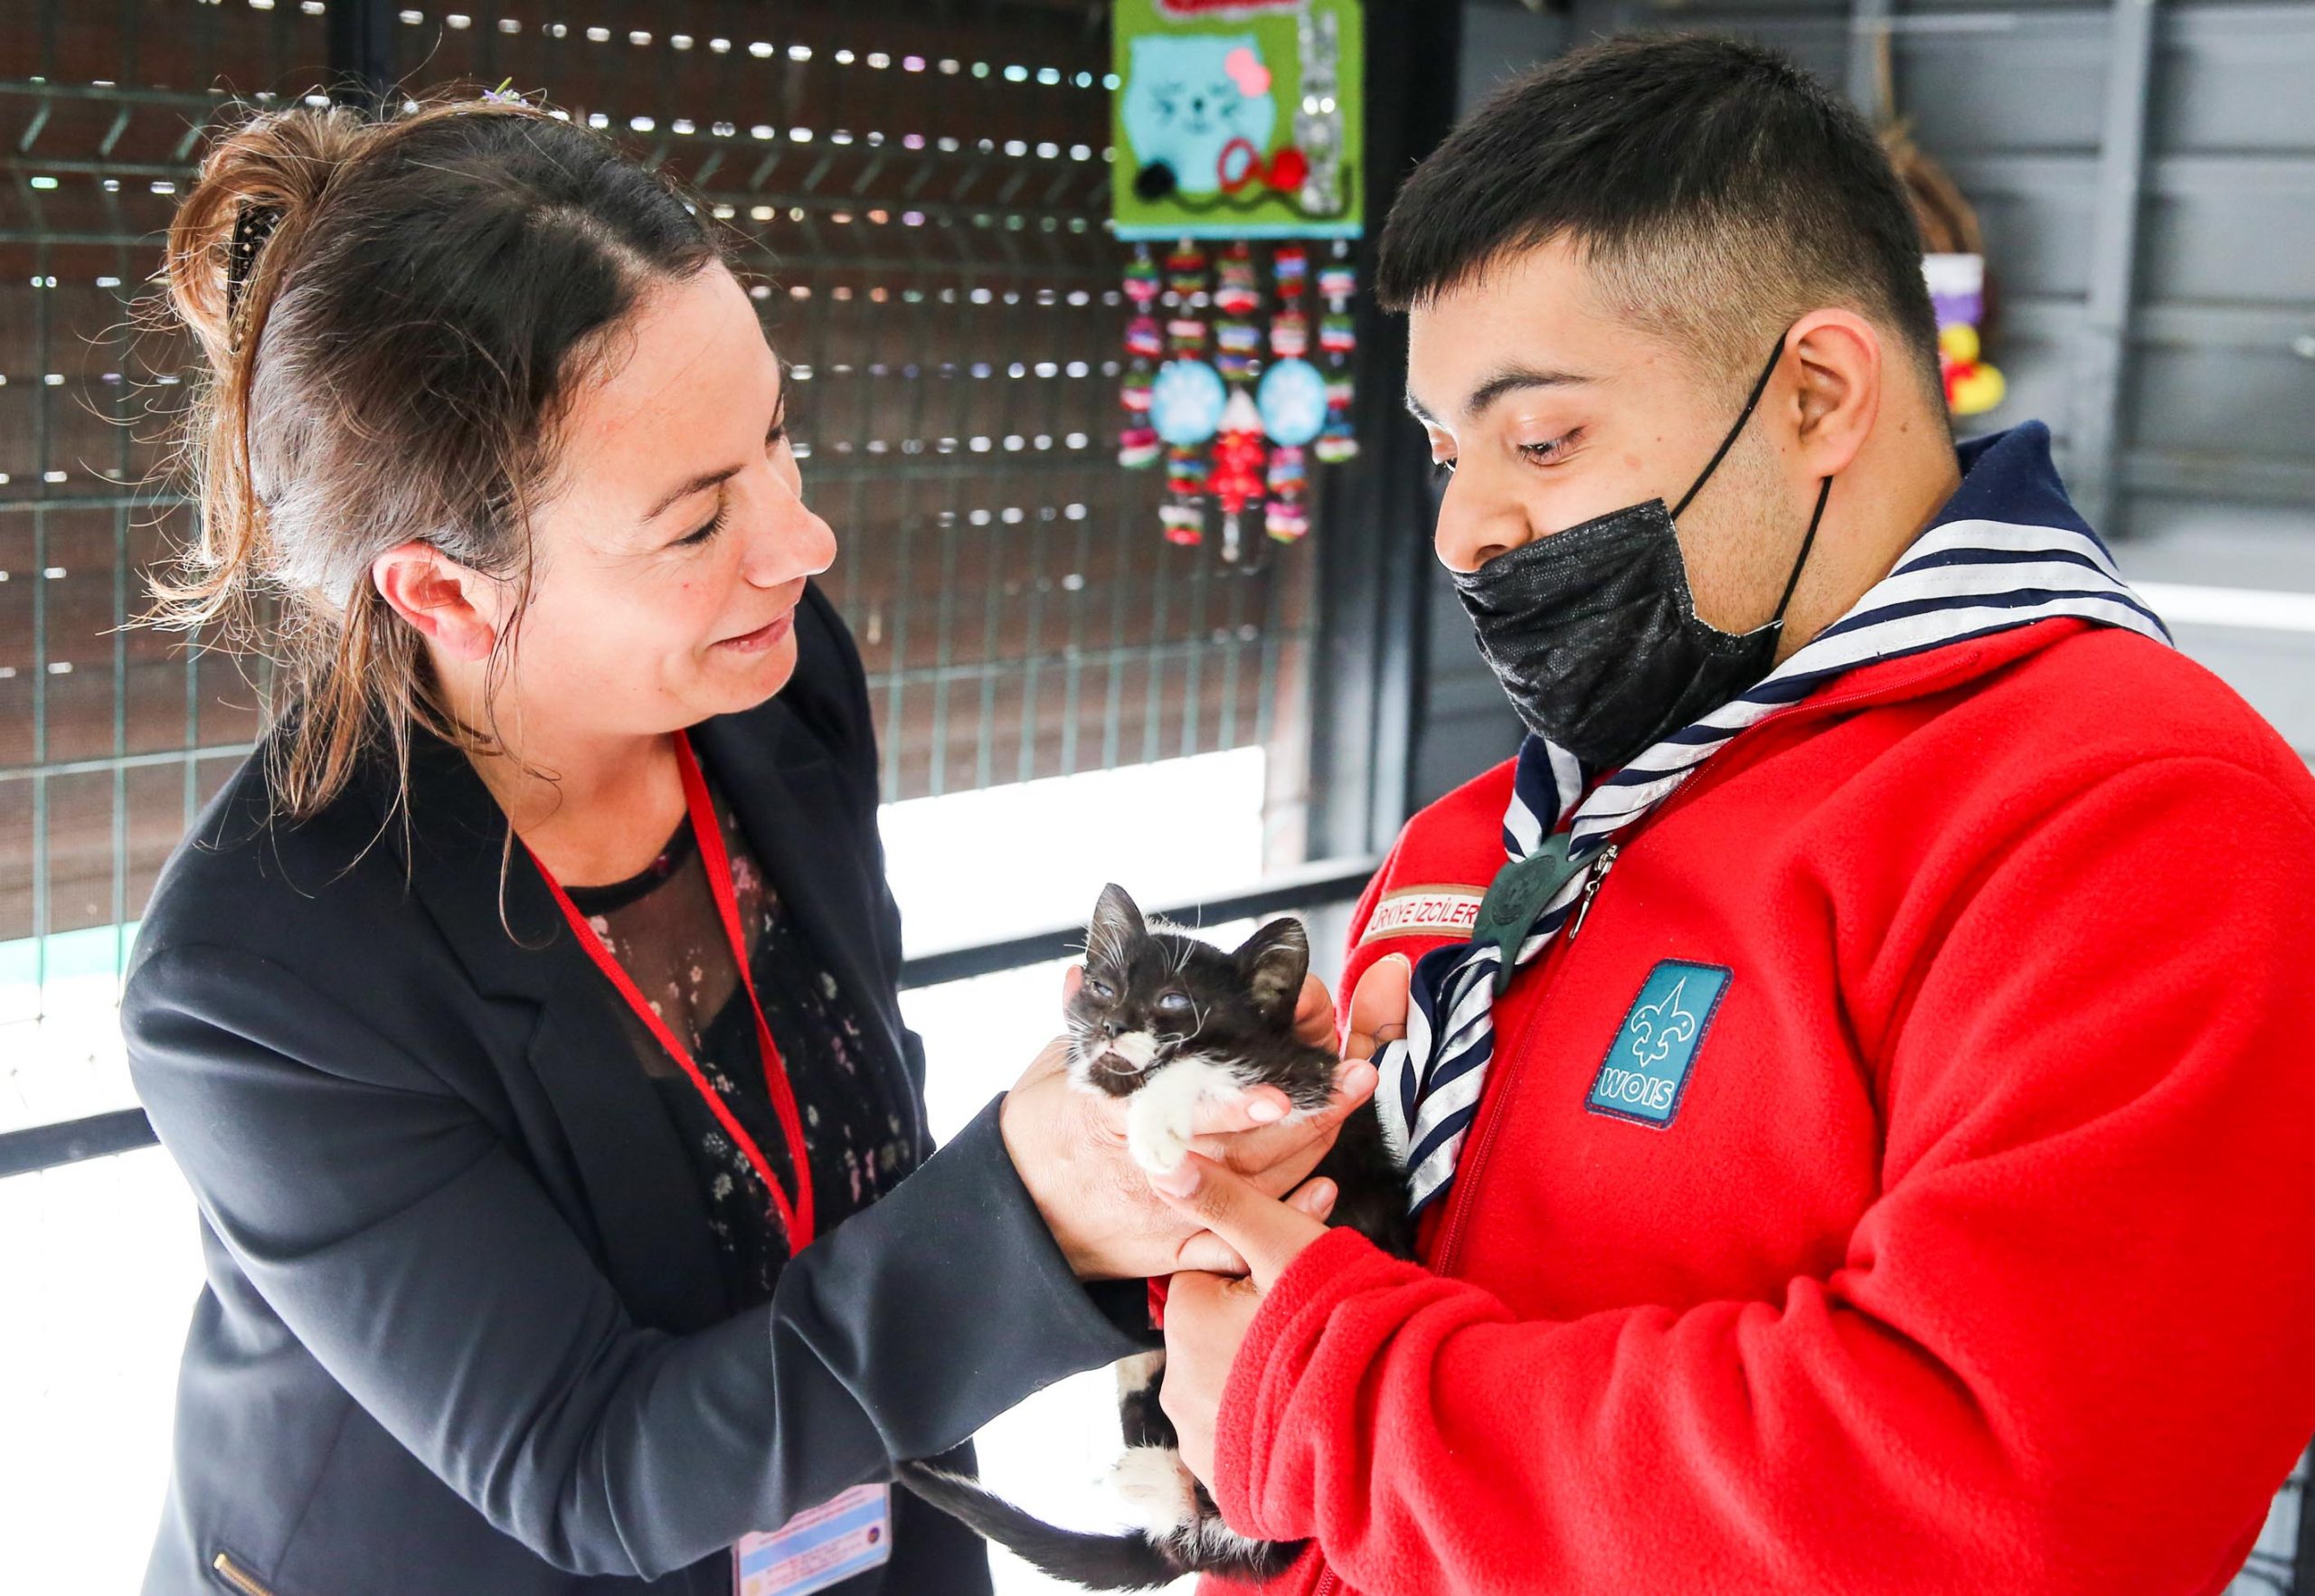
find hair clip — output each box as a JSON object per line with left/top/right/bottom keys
{"left": 226, "top": 203, "right": 285, "bottom": 321}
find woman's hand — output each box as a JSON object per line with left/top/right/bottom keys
{"left": 999, "top": 967, "right": 1378, "bottom": 1280}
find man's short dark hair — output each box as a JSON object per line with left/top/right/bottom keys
{"left": 1377, "top": 33, "right": 1943, "bottom": 401}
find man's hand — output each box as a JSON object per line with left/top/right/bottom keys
{"left": 1000, "top": 966, "right": 1378, "bottom": 1280}
{"left": 1156, "top": 953, "right": 1414, "bottom": 1483}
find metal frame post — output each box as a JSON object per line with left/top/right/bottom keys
{"left": 1308, "top": 0, "right": 1463, "bottom": 862}
{"left": 1845, "top": 0, "right": 1895, "bottom": 120}
{"left": 326, "top": 0, "right": 397, "bottom": 111}
{"left": 2065, "top": 0, "right": 2159, "bottom": 534}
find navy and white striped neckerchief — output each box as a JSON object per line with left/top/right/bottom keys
{"left": 1376, "top": 423, "right": 2174, "bottom": 1217}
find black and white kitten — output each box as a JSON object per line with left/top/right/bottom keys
{"left": 897, "top": 883, "right": 1414, "bottom": 1591}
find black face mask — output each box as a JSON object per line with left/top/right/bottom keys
{"left": 1450, "top": 335, "right": 1831, "bottom": 773}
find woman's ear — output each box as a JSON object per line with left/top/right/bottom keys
{"left": 372, "top": 542, "right": 499, "bottom": 662}
{"left": 1783, "top": 309, "right": 1882, "bottom": 482}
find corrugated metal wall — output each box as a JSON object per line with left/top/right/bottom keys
{"left": 1416, "top": 0, "right": 2315, "bottom": 807}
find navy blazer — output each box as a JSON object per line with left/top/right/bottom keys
{"left": 126, "top": 583, "right": 1147, "bottom": 1594}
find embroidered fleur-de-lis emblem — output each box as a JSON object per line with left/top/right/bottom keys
{"left": 1625, "top": 976, "right": 1698, "bottom": 1070}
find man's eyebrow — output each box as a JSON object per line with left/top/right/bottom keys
{"left": 638, "top": 386, "right": 789, "bottom": 525}
{"left": 1464, "top": 364, "right": 1593, "bottom": 418}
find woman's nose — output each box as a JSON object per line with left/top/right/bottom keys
{"left": 742, "top": 483, "right": 836, "bottom": 587}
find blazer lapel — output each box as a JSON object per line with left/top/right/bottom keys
{"left": 388, "top": 733, "right": 730, "bottom": 1332}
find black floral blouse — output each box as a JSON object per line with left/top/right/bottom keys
{"left": 562, "top": 781, "right": 915, "bottom": 1308}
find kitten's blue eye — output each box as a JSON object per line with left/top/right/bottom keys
{"left": 1157, "top": 991, "right": 1192, "bottom": 1013}
{"left": 1086, "top": 977, "right": 1115, "bottom": 999}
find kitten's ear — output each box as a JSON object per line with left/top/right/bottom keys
{"left": 1236, "top": 917, "right": 1309, "bottom": 1017}
{"left": 1088, "top": 883, "right": 1147, "bottom": 963}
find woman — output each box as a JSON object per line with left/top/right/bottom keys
{"left": 128, "top": 98, "right": 1367, "bottom": 1595}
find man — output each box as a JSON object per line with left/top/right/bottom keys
{"left": 1146, "top": 33, "right": 2315, "bottom": 1595}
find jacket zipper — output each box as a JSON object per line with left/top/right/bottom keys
{"left": 1429, "top": 934, "right": 1581, "bottom": 1280}
{"left": 211, "top": 1553, "right": 275, "bottom": 1596}
{"left": 1563, "top": 844, "right": 1620, "bottom": 940}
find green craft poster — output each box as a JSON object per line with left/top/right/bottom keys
{"left": 1111, "top": 0, "right": 1365, "bottom": 241}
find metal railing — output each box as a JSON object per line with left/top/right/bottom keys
{"left": 0, "top": 857, "right": 1378, "bottom": 1180}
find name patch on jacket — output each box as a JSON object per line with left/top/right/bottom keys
{"left": 1359, "top": 883, "right": 1486, "bottom": 944}
{"left": 1586, "top": 961, "right": 1732, "bottom": 1127}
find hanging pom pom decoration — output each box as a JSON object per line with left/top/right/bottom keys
{"left": 1205, "top": 242, "right": 1268, "bottom": 564}
{"left": 1116, "top": 234, "right": 1360, "bottom": 554}
{"left": 1210, "top": 387, "right": 1269, "bottom": 561}
{"left": 1148, "top": 241, "right": 1215, "bottom": 544}
{"left": 1314, "top": 241, "right": 1360, "bottom": 465}
{"left": 1119, "top": 244, "right": 1163, "bottom": 469}
{"left": 1264, "top": 445, "right": 1309, "bottom": 543}
{"left": 1215, "top": 243, "right": 1261, "bottom": 319}
{"left": 1259, "top": 249, "right": 1324, "bottom": 544}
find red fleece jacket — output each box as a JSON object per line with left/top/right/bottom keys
{"left": 1209, "top": 620, "right": 2315, "bottom": 1596}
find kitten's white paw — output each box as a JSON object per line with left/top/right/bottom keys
{"left": 1127, "top": 1098, "right": 1193, "bottom": 1175}
{"left": 1126, "top": 1058, "right": 1240, "bottom": 1175}
{"left": 1109, "top": 1445, "right": 1198, "bottom": 1536}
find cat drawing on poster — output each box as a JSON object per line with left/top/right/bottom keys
{"left": 1120, "top": 33, "right": 1277, "bottom": 196}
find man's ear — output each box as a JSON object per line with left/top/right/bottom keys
{"left": 372, "top": 542, "right": 500, "bottom": 663}
{"left": 1783, "top": 309, "right": 1882, "bottom": 482}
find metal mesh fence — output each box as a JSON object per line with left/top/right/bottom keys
{"left": 0, "top": 0, "right": 1316, "bottom": 976}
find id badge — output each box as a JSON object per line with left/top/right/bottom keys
{"left": 733, "top": 1483, "right": 893, "bottom": 1596}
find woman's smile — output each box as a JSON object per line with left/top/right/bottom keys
{"left": 713, "top": 609, "right": 794, "bottom": 655}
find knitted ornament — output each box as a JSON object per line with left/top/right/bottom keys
{"left": 1119, "top": 242, "right": 1167, "bottom": 469}
{"left": 1215, "top": 320, "right": 1261, "bottom": 382}
{"left": 1273, "top": 244, "right": 1309, "bottom": 298}
{"left": 1265, "top": 443, "right": 1309, "bottom": 543}
{"left": 1210, "top": 387, "right": 1268, "bottom": 562}
{"left": 1161, "top": 439, "right": 1207, "bottom": 546}
{"left": 1315, "top": 412, "right": 1359, "bottom": 465}
{"left": 1270, "top": 309, "right": 1309, "bottom": 359}
{"left": 1150, "top": 242, "right": 1217, "bottom": 534}
{"left": 1124, "top": 248, "right": 1161, "bottom": 307}
{"left": 1166, "top": 316, "right": 1208, "bottom": 354}
{"left": 1166, "top": 243, "right": 1209, "bottom": 300}
{"left": 1214, "top": 243, "right": 1261, "bottom": 317}
{"left": 1257, "top": 357, "right": 1328, "bottom": 448}
{"left": 1165, "top": 442, "right": 1209, "bottom": 498}
{"left": 1311, "top": 241, "right": 1360, "bottom": 465}
{"left": 1115, "top": 236, "right": 1362, "bottom": 552}
{"left": 1150, "top": 358, "right": 1227, "bottom": 446}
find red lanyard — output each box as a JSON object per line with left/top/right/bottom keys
{"left": 529, "top": 732, "right": 816, "bottom": 1254}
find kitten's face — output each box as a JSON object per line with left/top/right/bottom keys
{"left": 1065, "top": 883, "right": 1309, "bottom": 1097}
